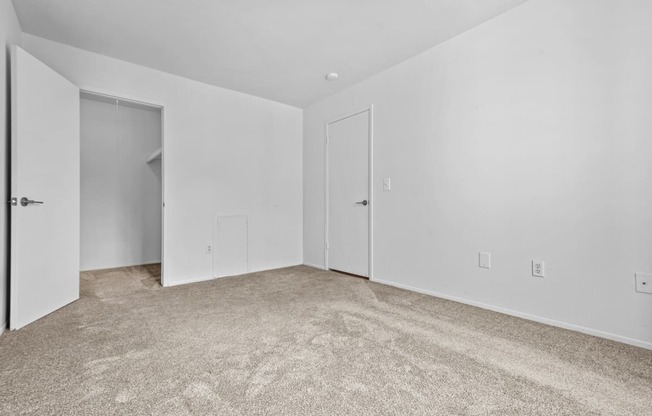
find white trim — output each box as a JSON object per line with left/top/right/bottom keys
{"left": 368, "top": 106, "right": 374, "bottom": 279}
{"left": 77, "top": 85, "right": 165, "bottom": 108}
{"left": 323, "top": 120, "right": 328, "bottom": 270}
{"left": 80, "top": 262, "right": 161, "bottom": 273}
{"left": 164, "top": 263, "right": 306, "bottom": 287}
{"left": 164, "top": 275, "right": 217, "bottom": 287}
{"left": 372, "top": 277, "right": 652, "bottom": 351}
{"left": 324, "top": 105, "right": 374, "bottom": 279}
{"left": 0, "top": 322, "right": 6, "bottom": 336}
{"left": 303, "top": 262, "right": 327, "bottom": 270}
{"left": 160, "top": 106, "right": 167, "bottom": 286}
{"left": 79, "top": 86, "right": 168, "bottom": 286}
{"left": 246, "top": 264, "right": 304, "bottom": 274}
{"left": 9, "top": 46, "right": 18, "bottom": 330}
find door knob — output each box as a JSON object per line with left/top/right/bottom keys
{"left": 20, "top": 197, "right": 44, "bottom": 207}
{"left": 355, "top": 200, "right": 368, "bottom": 206}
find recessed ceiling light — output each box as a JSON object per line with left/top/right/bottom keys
{"left": 325, "top": 72, "right": 339, "bottom": 81}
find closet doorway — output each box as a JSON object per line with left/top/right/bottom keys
{"left": 79, "top": 91, "right": 164, "bottom": 285}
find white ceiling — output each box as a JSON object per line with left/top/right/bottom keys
{"left": 13, "top": 0, "right": 528, "bottom": 108}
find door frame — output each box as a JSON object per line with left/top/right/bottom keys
{"left": 78, "top": 86, "right": 168, "bottom": 286}
{"left": 324, "top": 105, "right": 374, "bottom": 279}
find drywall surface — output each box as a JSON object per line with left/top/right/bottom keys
{"left": 304, "top": 0, "right": 652, "bottom": 347}
{"left": 80, "top": 96, "right": 162, "bottom": 270}
{"left": 13, "top": 0, "right": 528, "bottom": 108}
{"left": 23, "top": 34, "right": 303, "bottom": 285}
{"left": 0, "top": 0, "right": 22, "bottom": 333}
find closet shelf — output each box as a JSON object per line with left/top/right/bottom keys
{"left": 146, "top": 148, "right": 162, "bottom": 163}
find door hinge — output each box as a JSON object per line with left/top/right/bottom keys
{"left": 8, "top": 197, "right": 17, "bottom": 206}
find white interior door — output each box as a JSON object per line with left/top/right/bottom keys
{"left": 10, "top": 46, "right": 80, "bottom": 330}
{"left": 327, "top": 110, "right": 370, "bottom": 277}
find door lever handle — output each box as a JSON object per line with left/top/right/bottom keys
{"left": 20, "top": 197, "right": 44, "bottom": 207}
{"left": 355, "top": 200, "right": 368, "bottom": 206}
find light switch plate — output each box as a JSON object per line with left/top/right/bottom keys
{"left": 383, "top": 178, "right": 391, "bottom": 191}
{"left": 479, "top": 252, "right": 491, "bottom": 269}
{"left": 635, "top": 273, "right": 652, "bottom": 294}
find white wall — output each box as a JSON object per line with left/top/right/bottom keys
{"left": 304, "top": 0, "right": 652, "bottom": 348}
{"left": 22, "top": 34, "right": 303, "bottom": 286}
{"left": 80, "top": 95, "right": 162, "bottom": 270}
{"left": 0, "top": 0, "right": 22, "bottom": 332}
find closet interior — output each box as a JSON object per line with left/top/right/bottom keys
{"left": 79, "top": 92, "right": 163, "bottom": 283}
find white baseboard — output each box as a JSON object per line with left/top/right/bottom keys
{"left": 81, "top": 261, "right": 161, "bottom": 272}
{"left": 164, "top": 263, "right": 306, "bottom": 287}
{"left": 247, "top": 263, "right": 305, "bottom": 274}
{"left": 303, "top": 262, "right": 327, "bottom": 270}
{"left": 163, "top": 274, "right": 216, "bottom": 287}
{"left": 372, "top": 277, "right": 652, "bottom": 351}
{"left": 0, "top": 322, "right": 6, "bottom": 336}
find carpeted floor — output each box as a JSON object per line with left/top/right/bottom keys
{"left": 0, "top": 265, "right": 650, "bottom": 415}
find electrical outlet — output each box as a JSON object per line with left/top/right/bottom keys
{"left": 532, "top": 260, "right": 544, "bottom": 277}
{"left": 383, "top": 178, "right": 391, "bottom": 191}
{"left": 635, "top": 273, "right": 652, "bottom": 294}
{"left": 479, "top": 252, "right": 491, "bottom": 269}
{"left": 206, "top": 243, "right": 213, "bottom": 254}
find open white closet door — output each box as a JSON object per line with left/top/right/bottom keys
{"left": 10, "top": 46, "right": 80, "bottom": 329}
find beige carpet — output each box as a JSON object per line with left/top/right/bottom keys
{"left": 0, "top": 265, "right": 650, "bottom": 415}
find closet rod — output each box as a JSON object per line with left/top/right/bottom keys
{"left": 80, "top": 89, "right": 163, "bottom": 110}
